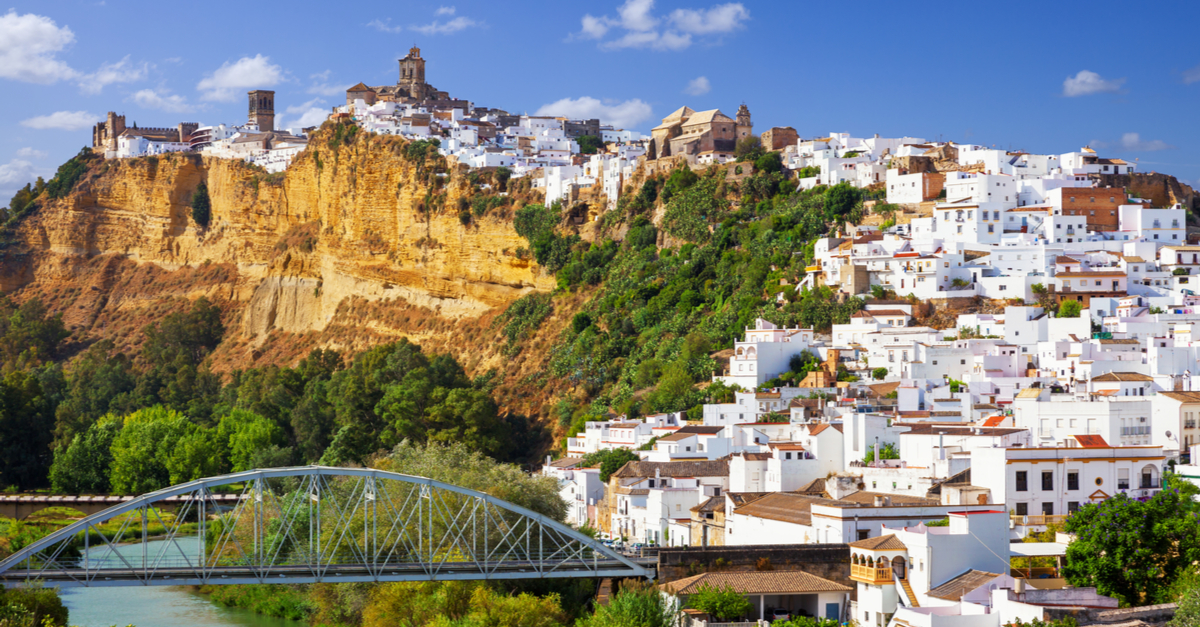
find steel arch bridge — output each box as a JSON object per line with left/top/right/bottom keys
{"left": 0, "top": 466, "right": 653, "bottom": 588}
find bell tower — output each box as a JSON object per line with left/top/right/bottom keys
{"left": 398, "top": 46, "right": 426, "bottom": 85}
{"left": 248, "top": 90, "right": 275, "bottom": 132}
{"left": 735, "top": 103, "right": 753, "bottom": 139}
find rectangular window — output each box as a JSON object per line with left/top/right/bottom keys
{"left": 1042, "top": 502, "right": 1054, "bottom": 516}
{"left": 1067, "top": 472, "right": 1079, "bottom": 491}
{"left": 1068, "top": 501, "right": 1080, "bottom": 513}
{"left": 1015, "top": 502, "right": 1028, "bottom": 515}
{"left": 1016, "top": 471, "right": 1028, "bottom": 492}
{"left": 1118, "top": 469, "right": 1130, "bottom": 490}
{"left": 1042, "top": 471, "right": 1053, "bottom": 490}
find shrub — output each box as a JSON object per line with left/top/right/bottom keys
{"left": 687, "top": 583, "right": 753, "bottom": 621}
{"left": 191, "top": 182, "right": 212, "bottom": 228}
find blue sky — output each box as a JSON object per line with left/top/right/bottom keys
{"left": 2, "top": 0, "right": 1199, "bottom": 202}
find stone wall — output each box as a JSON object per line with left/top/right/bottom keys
{"left": 656, "top": 543, "right": 852, "bottom": 593}
{"left": 1045, "top": 602, "right": 1177, "bottom": 627}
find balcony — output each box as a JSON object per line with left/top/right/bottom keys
{"left": 1011, "top": 514, "right": 1067, "bottom": 527}
{"left": 851, "top": 564, "right": 894, "bottom": 585}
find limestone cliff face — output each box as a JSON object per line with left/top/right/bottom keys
{"left": 3, "top": 132, "right": 554, "bottom": 347}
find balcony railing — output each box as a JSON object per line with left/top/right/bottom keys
{"left": 1011, "top": 514, "right": 1067, "bottom": 527}
{"left": 851, "top": 564, "right": 894, "bottom": 584}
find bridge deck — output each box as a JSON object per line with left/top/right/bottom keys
{"left": 1, "top": 558, "right": 658, "bottom": 587}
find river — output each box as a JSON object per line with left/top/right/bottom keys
{"left": 60, "top": 537, "right": 303, "bottom": 627}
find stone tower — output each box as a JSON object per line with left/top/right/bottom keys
{"left": 735, "top": 103, "right": 753, "bottom": 140}
{"left": 399, "top": 46, "right": 426, "bottom": 85}
{"left": 248, "top": 90, "right": 275, "bottom": 132}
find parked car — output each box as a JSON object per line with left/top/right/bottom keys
{"left": 771, "top": 608, "right": 792, "bottom": 622}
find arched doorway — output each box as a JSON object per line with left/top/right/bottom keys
{"left": 892, "top": 556, "right": 907, "bottom": 580}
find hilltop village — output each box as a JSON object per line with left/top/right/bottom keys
{"left": 69, "top": 48, "right": 1200, "bottom": 627}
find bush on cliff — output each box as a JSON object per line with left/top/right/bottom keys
{"left": 44, "top": 148, "right": 97, "bottom": 200}
{"left": 191, "top": 181, "right": 211, "bottom": 228}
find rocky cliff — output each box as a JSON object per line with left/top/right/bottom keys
{"left": 0, "top": 129, "right": 568, "bottom": 417}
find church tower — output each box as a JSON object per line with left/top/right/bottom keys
{"left": 735, "top": 103, "right": 753, "bottom": 140}
{"left": 248, "top": 90, "right": 275, "bottom": 132}
{"left": 398, "top": 46, "right": 426, "bottom": 86}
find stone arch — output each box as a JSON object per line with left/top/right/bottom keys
{"left": 892, "top": 556, "right": 907, "bottom": 580}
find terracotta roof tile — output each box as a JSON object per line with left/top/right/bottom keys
{"left": 927, "top": 570, "right": 1002, "bottom": 601}
{"left": 848, "top": 534, "right": 908, "bottom": 550}
{"left": 661, "top": 570, "right": 852, "bottom": 595}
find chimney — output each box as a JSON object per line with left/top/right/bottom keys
{"left": 874, "top": 496, "right": 884, "bottom": 507}
{"left": 546, "top": 455, "right": 552, "bottom": 468}
{"left": 938, "top": 432, "right": 946, "bottom": 461}
{"left": 1014, "top": 579, "right": 1026, "bottom": 595}
{"left": 884, "top": 496, "right": 892, "bottom": 506}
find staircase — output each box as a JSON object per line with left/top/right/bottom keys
{"left": 898, "top": 578, "right": 920, "bottom": 608}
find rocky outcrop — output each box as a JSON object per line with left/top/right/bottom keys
{"left": 2, "top": 131, "right": 554, "bottom": 350}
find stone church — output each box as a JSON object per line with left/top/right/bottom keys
{"left": 346, "top": 47, "right": 451, "bottom": 107}
{"left": 649, "top": 104, "right": 753, "bottom": 160}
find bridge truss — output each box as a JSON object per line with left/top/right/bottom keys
{"left": 0, "top": 466, "right": 652, "bottom": 587}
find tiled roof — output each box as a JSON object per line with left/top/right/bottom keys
{"left": 662, "top": 570, "right": 852, "bottom": 595}
{"left": 796, "top": 478, "right": 827, "bottom": 494}
{"left": 808, "top": 424, "right": 836, "bottom": 436}
{"left": 901, "top": 426, "right": 1026, "bottom": 437}
{"left": 1016, "top": 389, "right": 1043, "bottom": 399}
{"left": 1092, "top": 372, "right": 1153, "bottom": 382}
{"left": 838, "top": 491, "right": 939, "bottom": 506}
{"left": 1073, "top": 435, "right": 1110, "bottom": 448}
{"left": 848, "top": 534, "right": 908, "bottom": 550}
{"left": 678, "top": 426, "right": 725, "bottom": 435}
{"left": 657, "top": 432, "right": 695, "bottom": 442}
{"left": 981, "top": 415, "right": 1006, "bottom": 427}
{"left": 547, "top": 457, "right": 582, "bottom": 468}
{"left": 690, "top": 496, "right": 724, "bottom": 514}
{"left": 611, "top": 459, "right": 730, "bottom": 479}
{"left": 927, "top": 570, "right": 1002, "bottom": 601}
{"left": 732, "top": 492, "right": 845, "bottom": 525}
{"left": 1159, "top": 392, "right": 1200, "bottom": 403}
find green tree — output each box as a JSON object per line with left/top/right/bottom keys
{"left": 52, "top": 339, "right": 136, "bottom": 450}
{"left": 191, "top": 181, "right": 212, "bottom": 227}
{"left": 576, "top": 135, "right": 604, "bottom": 155}
{"left": 687, "top": 583, "right": 753, "bottom": 621}
{"left": 48, "top": 416, "right": 122, "bottom": 493}
{"left": 108, "top": 405, "right": 210, "bottom": 493}
{"left": 0, "top": 297, "right": 70, "bottom": 369}
{"left": 1058, "top": 300, "right": 1083, "bottom": 318}
{"left": 580, "top": 448, "right": 641, "bottom": 483}
{"left": 217, "top": 409, "right": 287, "bottom": 472}
{"left": 577, "top": 580, "right": 676, "bottom": 627}
{"left": 1063, "top": 475, "right": 1200, "bottom": 605}
{"left": 734, "top": 135, "right": 764, "bottom": 162}
{"left": 0, "top": 585, "right": 68, "bottom": 627}
{"left": 0, "top": 366, "right": 64, "bottom": 489}
{"left": 862, "top": 442, "right": 900, "bottom": 464}
{"left": 872, "top": 367, "right": 889, "bottom": 380}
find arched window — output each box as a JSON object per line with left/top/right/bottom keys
{"left": 877, "top": 556, "right": 889, "bottom": 570}
{"left": 1140, "top": 464, "right": 1160, "bottom": 489}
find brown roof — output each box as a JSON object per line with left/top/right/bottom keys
{"left": 838, "top": 491, "right": 939, "bottom": 506}
{"left": 928, "top": 570, "right": 1002, "bottom": 601}
{"left": 1056, "top": 272, "right": 1127, "bottom": 278}
{"left": 732, "top": 492, "right": 846, "bottom": 525}
{"left": 662, "top": 570, "right": 852, "bottom": 596}
{"left": 900, "top": 425, "right": 1027, "bottom": 437}
{"left": 808, "top": 424, "right": 838, "bottom": 436}
{"left": 678, "top": 426, "right": 725, "bottom": 435}
{"left": 796, "top": 478, "right": 827, "bottom": 495}
{"left": 737, "top": 452, "right": 773, "bottom": 461}
{"left": 691, "top": 495, "right": 724, "bottom": 514}
{"left": 1159, "top": 392, "right": 1200, "bottom": 403}
{"left": 1073, "top": 435, "right": 1110, "bottom": 448}
{"left": 728, "top": 492, "right": 769, "bottom": 507}
{"left": 547, "top": 457, "right": 582, "bottom": 468}
{"left": 848, "top": 534, "right": 908, "bottom": 550}
{"left": 611, "top": 459, "right": 729, "bottom": 480}
{"left": 347, "top": 82, "right": 375, "bottom": 92}
{"left": 1098, "top": 339, "right": 1140, "bottom": 345}
{"left": 1091, "top": 372, "right": 1153, "bottom": 382}
{"left": 865, "top": 309, "right": 910, "bottom": 317}
{"left": 866, "top": 381, "right": 901, "bottom": 398}
{"left": 657, "top": 432, "right": 696, "bottom": 442}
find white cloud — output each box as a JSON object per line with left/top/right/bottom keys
{"left": 684, "top": 76, "right": 711, "bottom": 95}
{"left": 79, "top": 55, "right": 150, "bottom": 94}
{"left": 669, "top": 3, "right": 749, "bottom": 34}
{"left": 20, "top": 110, "right": 99, "bottom": 130}
{"left": 16, "top": 147, "right": 47, "bottom": 160}
{"left": 0, "top": 11, "right": 79, "bottom": 84}
{"left": 278, "top": 98, "right": 330, "bottom": 131}
{"left": 130, "top": 88, "right": 196, "bottom": 113}
{"left": 576, "top": 0, "right": 747, "bottom": 51}
{"left": 411, "top": 16, "right": 479, "bottom": 35}
{"left": 617, "top": 0, "right": 658, "bottom": 31}
{"left": 435, "top": 6, "right": 456, "bottom": 16}
{"left": 1117, "top": 132, "right": 1174, "bottom": 152}
{"left": 579, "top": 15, "right": 610, "bottom": 39}
{"left": 1184, "top": 63, "right": 1200, "bottom": 85}
{"left": 367, "top": 18, "right": 404, "bottom": 34}
{"left": 307, "top": 70, "right": 350, "bottom": 96}
{"left": 535, "top": 97, "right": 652, "bottom": 129}
{"left": 196, "top": 54, "right": 283, "bottom": 102}
{"left": 0, "top": 159, "right": 45, "bottom": 199}
{"left": 1062, "top": 70, "right": 1125, "bottom": 97}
